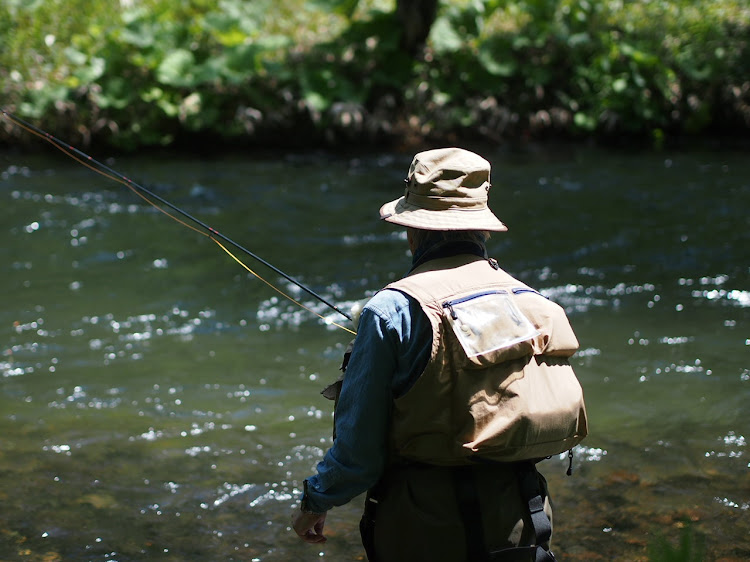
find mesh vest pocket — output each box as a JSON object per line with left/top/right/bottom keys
{"left": 443, "top": 290, "right": 540, "bottom": 367}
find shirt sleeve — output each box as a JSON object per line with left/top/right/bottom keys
{"left": 301, "top": 289, "right": 430, "bottom": 513}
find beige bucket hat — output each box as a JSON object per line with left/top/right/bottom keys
{"left": 379, "top": 147, "right": 508, "bottom": 231}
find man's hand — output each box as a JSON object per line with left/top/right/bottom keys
{"left": 292, "top": 507, "right": 328, "bottom": 544}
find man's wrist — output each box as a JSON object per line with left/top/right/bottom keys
{"left": 300, "top": 499, "right": 324, "bottom": 514}
{"left": 301, "top": 479, "right": 326, "bottom": 514}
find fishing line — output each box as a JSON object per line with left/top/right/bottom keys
{"left": 2, "top": 109, "right": 356, "bottom": 335}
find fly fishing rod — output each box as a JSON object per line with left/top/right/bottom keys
{"left": 2, "top": 109, "right": 355, "bottom": 333}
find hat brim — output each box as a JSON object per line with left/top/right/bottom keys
{"left": 379, "top": 196, "right": 508, "bottom": 232}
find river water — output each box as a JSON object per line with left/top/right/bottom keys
{"left": 1, "top": 144, "right": 748, "bottom": 561}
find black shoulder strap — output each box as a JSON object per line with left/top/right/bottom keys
{"left": 512, "top": 462, "right": 556, "bottom": 562}
{"left": 453, "top": 462, "right": 556, "bottom": 562}
{"left": 482, "top": 461, "right": 556, "bottom": 561}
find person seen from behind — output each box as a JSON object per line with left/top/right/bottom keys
{"left": 292, "top": 147, "right": 588, "bottom": 561}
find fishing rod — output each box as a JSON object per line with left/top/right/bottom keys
{"left": 2, "top": 109, "right": 355, "bottom": 334}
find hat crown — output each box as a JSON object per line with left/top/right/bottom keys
{"left": 379, "top": 147, "right": 507, "bottom": 232}
{"left": 408, "top": 148, "right": 491, "bottom": 200}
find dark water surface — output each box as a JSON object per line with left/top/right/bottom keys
{"left": 1, "top": 145, "right": 748, "bottom": 561}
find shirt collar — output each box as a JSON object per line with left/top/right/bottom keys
{"left": 409, "top": 239, "right": 487, "bottom": 274}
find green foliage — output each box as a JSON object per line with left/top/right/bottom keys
{"left": 1, "top": 0, "right": 749, "bottom": 149}
{"left": 307, "top": 0, "right": 363, "bottom": 19}
{"left": 408, "top": 0, "right": 750, "bottom": 141}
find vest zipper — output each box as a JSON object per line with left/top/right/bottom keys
{"left": 442, "top": 290, "right": 509, "bottom": 319}
{"left": 511, "top": 287, "right": 543, "bottom": 296}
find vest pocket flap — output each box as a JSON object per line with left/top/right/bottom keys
{"left": 443, "top": 290, "right": 540, "bottom": 366}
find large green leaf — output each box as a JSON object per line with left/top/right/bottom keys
{"left": 306, "top": 0, "right": 361, "bottom": 19}
{"left": 477, "top": 43, "right": 517, "bottom": 77}
{"left": 65, "top": 47, "right": 106, "bottom": 83}
{"left": 430, "top": 16, "right": 463, "bottom": 55}
{"left": 157, "top": 49, "right": 196, "bottom": 87}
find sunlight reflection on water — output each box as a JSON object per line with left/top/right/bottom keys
{"left": 1, "top": 147, "right": 749, "bottom": 560}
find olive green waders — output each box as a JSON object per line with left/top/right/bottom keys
{"left": 360, "top": 461, "right": 554, "bottom": 562}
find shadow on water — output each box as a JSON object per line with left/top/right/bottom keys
{"left": 1, "top": 145, "right": 748, "bottom": 561}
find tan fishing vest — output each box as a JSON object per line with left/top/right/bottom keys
{"left": 385, "top": 254, "right": 588, "bottom": 465}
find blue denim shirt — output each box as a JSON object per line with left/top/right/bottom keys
{"left": 301, "top": 241, "right": 486, "bottom": 513}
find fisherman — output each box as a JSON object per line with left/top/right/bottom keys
{"left": 292, "top": 147, "right": 587, "bottom": 561}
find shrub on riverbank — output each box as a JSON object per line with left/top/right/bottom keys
{"left": 1, "top": 0, "right": 749, "bottom": 150}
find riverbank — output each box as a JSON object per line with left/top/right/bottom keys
{"left": 2, "top": 0, "right": 749, "bottom": 152}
